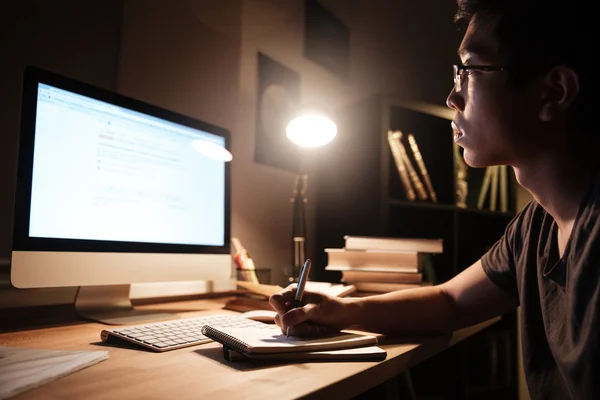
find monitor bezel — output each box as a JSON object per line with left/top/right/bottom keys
{"left": 12, "top": 66, "right": 231, "bottom": 255}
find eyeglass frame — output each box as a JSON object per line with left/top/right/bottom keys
{"left": 453, "top": 64, "right": 509, "bottom": 92}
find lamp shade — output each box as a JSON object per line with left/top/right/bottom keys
{"left": 286, "top": 113, "right": 337, "bottom": 148}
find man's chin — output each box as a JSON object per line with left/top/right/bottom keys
{"left": 462, "top": 151, "right": 493, "bottom": 169}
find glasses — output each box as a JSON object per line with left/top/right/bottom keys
{"left": 453, "top": 64, "right": 509, "bottom": 92}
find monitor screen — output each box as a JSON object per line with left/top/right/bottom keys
{"left": 11, "top": 67, "right": 233, "bottom": 323}
{"left": 29, "top": 82, "right": 226, "bottom": 247}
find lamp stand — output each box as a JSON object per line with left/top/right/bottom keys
{"left": 290, "top": 174, "right": 307, "bottom": 283}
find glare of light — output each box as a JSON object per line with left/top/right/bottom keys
{"left": 192, "top": 140, "right": 233, "bottom": 162}
{"left": 286, "top": 114, "right": 337, "bottom": 148}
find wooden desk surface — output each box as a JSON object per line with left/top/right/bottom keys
{"left": 0, "top": 297, "right": 499, "bottom": 400}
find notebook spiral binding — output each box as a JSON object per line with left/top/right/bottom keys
{"left": 201, "top": 325, "right": 251, "bottom": 353}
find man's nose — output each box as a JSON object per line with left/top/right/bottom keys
{"left": 446, "top": 86, "right": 463, "bottom": 112}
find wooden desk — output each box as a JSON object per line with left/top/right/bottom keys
{"left": 0, "top": 297, "right": 499, "bottom": 400}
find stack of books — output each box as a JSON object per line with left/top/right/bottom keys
{"left": 325, "top": 235, "right": 443, "bottom": 294}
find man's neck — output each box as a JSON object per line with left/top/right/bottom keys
{"left": 513, "top": 151, "right": 597, "bottom": 230}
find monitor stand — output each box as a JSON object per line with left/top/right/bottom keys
{"left": 74, "top": 285, "right": 179, "bottom": 325}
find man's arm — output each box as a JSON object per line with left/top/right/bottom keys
{"left": 344, "top": 259, "right": 518, "bottom": 335}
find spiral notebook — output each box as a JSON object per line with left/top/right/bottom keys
{"left": 224, "top": 345, "right": 387, "bottom": 362}
{"left": 201, "top": 324, "right": 379, "bottom": 357}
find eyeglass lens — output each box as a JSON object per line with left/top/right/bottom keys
{"left": 453, "top": 65, "right": 462, "bottom": 92}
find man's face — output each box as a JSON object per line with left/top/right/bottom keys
{"left": 446, "top": 13, "right": 542, "bottom": 168}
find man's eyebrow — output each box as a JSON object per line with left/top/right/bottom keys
{"left": 457, "top": 42, "right": 497, "bottom": 60}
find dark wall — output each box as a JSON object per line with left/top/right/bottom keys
{"left": 0, "top": 1, "right": 123, "bottom": 260}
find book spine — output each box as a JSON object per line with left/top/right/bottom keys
{"left": 490, "top": 166, "right": 499, "bottom": 211}
{"left": 394, "top": 132, "right": 428, "bottom": 200}
{"left": 387, "top": 130, "right": 416, "bottom": 201}
{"left": 341, "top": 271, "right": 423, "bottom": 283}
{"left": 477, "top": 166, "right": 493, "bottom": 209}
{"left": 343, "top": 236, "right": 443, "bottom": 253}
{"left": 500, "top": 165, "right": 508, "bottom": 212}
{"left": 326, "top": 250, "right": 419, "bottom": 268}
{"left": 326, "top": 265, "right": 420, "bottom": 273}
{"left": 407, "top": 133, "right": 437, "bottom": 202}
{"left": 201, "top": 326, "right": 251, "bottom": 354}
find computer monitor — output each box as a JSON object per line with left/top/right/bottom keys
{"left": 11, "top": 66, "right": 233, "bottom": 324}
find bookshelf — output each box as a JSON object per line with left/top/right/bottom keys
{"left": 315, "top": 94, "right": 518, "bottom": 399}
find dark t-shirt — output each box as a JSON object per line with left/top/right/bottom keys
{"left": 481, "top": 175, "right": 600, "bottom": 399}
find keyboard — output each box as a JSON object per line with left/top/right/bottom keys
{"left": 100, "top": 313, "right": 269, "bottom": 352}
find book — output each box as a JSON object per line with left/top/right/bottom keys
{"left": 340, "top": 270, "right": 423, "bottom": 284}
{"left": 344, "top": 235, "right": 443, "bottom": 253}
{"left": 354, "top": 281, "right": 432, "bottom": 293}
{"left": 201, "top": 323, "right": 379, "bottom": 356}
{"left": 477, "top": 166, "right": 493, "bottom": 209}
{"left": 499, "top": 165, "right": 508, "bottom": 212}
{"left": 326, "top": 265, "right": 421, "bottom": 274}
{"left": 0, "top": 346, "right": 109, "bottom": 400}
{"left": 407, "top": 133, "right": 437, "bottom": 202}
{"left": 325, "top": 248, "right": 426, "bottom": 270}
{"left": 393, "top": 131, "right": 428, "bottom": 200}
{"left": 387, "top": 130, "right": 416, "bottom": 201}
{"left": 490, "top": 165, "right": 499, "bottom": 211}
{"left": 223, "top": 345, "right": 387, "bottom": 362}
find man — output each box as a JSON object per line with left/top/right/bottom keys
{"left": 270, "top": 1, "right": 599, "bottom": 398}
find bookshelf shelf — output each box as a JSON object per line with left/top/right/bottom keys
{"left": 456, "top": 207, "right": 514, "bottom": 218}
{"left": 387, "top": 199, "right": 515, "bottom": 218}
{"left": 387, "top": 199, "right": 456, "bottom": 211}
{"left": 315, "top": 94, "right": 518, "bottom": 399}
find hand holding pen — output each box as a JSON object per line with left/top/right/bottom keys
{"left": 286, "top": 259, "right": 311, "bottom": 337}
{"left": 269, "top": 259, "right": 349, "bottom": 337}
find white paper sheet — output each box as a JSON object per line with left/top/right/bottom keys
{"left": 0, "top": 346, "right": 109, "bottom": 399}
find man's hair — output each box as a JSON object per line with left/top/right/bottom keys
{"left": 454, "top": 0, "right": 594, "bottom": 134}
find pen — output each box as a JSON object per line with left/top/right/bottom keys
{"left": 286, "top": 258, "right": 311, "bottom": 338}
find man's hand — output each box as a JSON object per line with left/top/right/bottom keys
{"left": 269, "top": 286, "right": 353, "bottom": 337}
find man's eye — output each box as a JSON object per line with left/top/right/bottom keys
{"left": 464, "top": 68, "right": 477, "bottom": 75}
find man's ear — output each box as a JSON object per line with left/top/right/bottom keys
{"left": 539, "top": 66, "right": 580, "bottom": 122}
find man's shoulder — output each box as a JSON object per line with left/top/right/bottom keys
{"left": 509, "top": 199, "right": 546, "bottom": 234}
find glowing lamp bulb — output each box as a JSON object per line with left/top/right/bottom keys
{"left": 286, "top": 114, "right": 337, "bottom": 148}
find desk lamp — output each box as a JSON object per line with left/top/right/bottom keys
{"left": 286, "top": 109, "right": 337, "bottom": 282}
